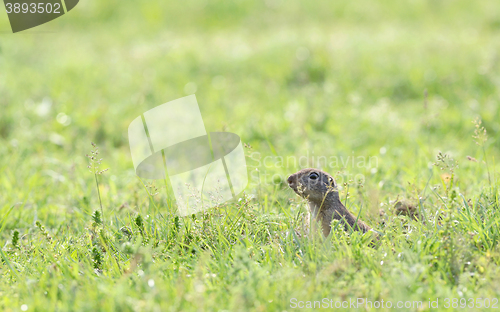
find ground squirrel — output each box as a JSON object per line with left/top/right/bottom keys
{"left": 287, "top": 168, "right": 372, "bottom": 237}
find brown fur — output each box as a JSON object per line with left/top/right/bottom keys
{"left": 288, "top": 168, "right": 371, "bottom": 237}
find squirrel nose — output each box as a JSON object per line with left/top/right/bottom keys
{"left": 287, "top": 175, "right": 294, "bottom": 185}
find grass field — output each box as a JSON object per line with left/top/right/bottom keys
{"left": 1, "top": 0, "right": 500, "bottom": 311}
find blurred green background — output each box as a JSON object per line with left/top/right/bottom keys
{"left": 1, "top": 0, "right": 499, "bottom": 216}
{"left": 1, "top": 0, "right": 500, "bottom": 311}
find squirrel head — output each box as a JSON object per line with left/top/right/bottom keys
{"left": 287, "top": 168, "right": 339, "bottom": 203}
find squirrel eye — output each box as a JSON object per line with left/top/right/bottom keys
{"left": 309, "top": 172, "right": 319, "bottom": 180}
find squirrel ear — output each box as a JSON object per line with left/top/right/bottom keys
{"left": 329, "top": 177, "right": 335, "bottom": 187}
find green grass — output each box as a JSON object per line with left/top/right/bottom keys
{"left": 1, "top": 0, "right": 500, "bottom": 311}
